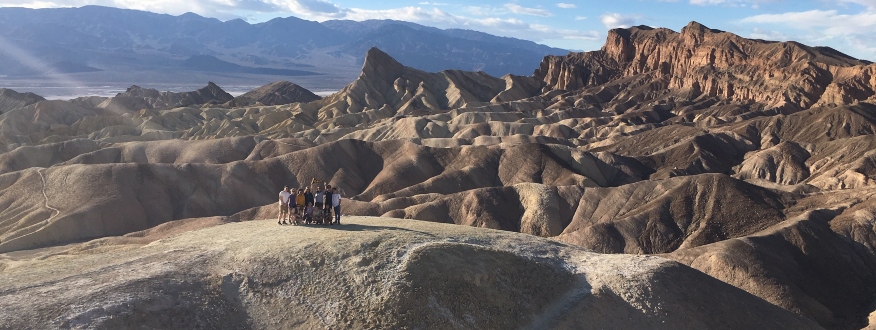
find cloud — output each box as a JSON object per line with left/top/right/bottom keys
{"left": 418, "top": 1, "right": 448, "bottom": 5}
{"left": 688, "top": 0, "right": 776, "bottom": 7}
{"left": 556, "top": 3, "right": 576, "bottom": 8}
{"left": 575, "top": 15, "right": 587, "bottom": 20}
{"left": 504, "top": 3, "right": 551, "bottom": 17}
{"left": 600, "top": 12, "right": 637, "bottom": 29}
{"left": 748, "top": 27, "right": 789, "bottom": 41}
{"left": 837, "top": 0, "right": 876, "bottom": 8}
{"left": 739, "top": 8, "right": 876, "bottom": 59}
{"left": 263, "top": 0, "right": 343, "bottom": 17}
{"left": 739, "top": 9, "right": 876, "bottom": 35}
{"left": 739, "top": 10, "right": 838, "bottom": 24}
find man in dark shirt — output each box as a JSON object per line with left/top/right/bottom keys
{"left": 304, "top": 187, "right": 315, "bottom": 209}
{"left": 323, "top": 184, "right": 333, "bottom": 224}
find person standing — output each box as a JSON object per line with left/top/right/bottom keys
{"left": 289, "top": 188, "right": 300, "bottom": 225}
{"left": 331, "top": 187, "right": 342, "bottom": 224}
{"left": 278, "top": 186, "right": 291, "bottom": 225}
{"left": 304, "top": 187, "right": 314, "bottom": 208}
{"left": 295, "top": 188, "right": 306, "bottom": 218}
{"left": 323, "top": 184, "right": 333, "bottom": 224}
{"left": 314, "top": 186, "right": 325, "bottom": 211}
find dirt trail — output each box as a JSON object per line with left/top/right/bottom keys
{"left": 37, "top": 168, "right": 59, "bottom": 223}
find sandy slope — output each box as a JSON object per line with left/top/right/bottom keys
{"left": 0, "top": 217, "right": 818, "bottom": 329}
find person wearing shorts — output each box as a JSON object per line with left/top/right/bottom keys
{"left": 295, "top": 188, "right": 306, "bottom": 216}
{"left": 278, "top": 186, "right": 291, "bottom": 225}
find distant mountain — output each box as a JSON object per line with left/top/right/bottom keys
{"left": 0, "top": 6, "right": 569, "bottom": 84}
{"left": 333, "top": 24, "right": 557, "bottom": 75}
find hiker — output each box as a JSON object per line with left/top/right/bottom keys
{"left": 314, "top": 185, "right": 325, "bottom": 211}
{"left": 331, "top": 187, "right": 342, "bottom": 224}
{"left": 278, "top": 186, "right": 291, "bottom": 225}
{"left": 295, "top": 188, "right": 306, "bottom": 219}
{"left": 304, "top": 187, "right": 314, "bottom": 209}
{"left": 304, "top": 203, "right": 314, "bottom": 223}
{"left": 323, "top": 184, "right": 333, "bottom": 224}
{"left": 289, "top": 188, "right": 301, "bottom": 225}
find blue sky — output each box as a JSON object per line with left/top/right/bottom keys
{"left": 1, "top": 0, "right": 875, "bottom": 60}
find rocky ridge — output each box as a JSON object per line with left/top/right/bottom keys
{"left": 226, "top": 80, "right": 321, "bottom": 107}
{"left": 535, "top": 22, "right": 876, "bottom": 113}
{"left": 0, "top": 88, "right": 44, "bottom": 114}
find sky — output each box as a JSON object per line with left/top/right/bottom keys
{"left": 1, "top": 0, "right": 875, "bottom": 60}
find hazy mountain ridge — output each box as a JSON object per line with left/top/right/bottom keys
{"left": 0, "top": 5, "right": 568, "bottom": 80}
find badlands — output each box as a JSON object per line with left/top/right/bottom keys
{"left": 1, "top": 22, "right": 876, "bottom": 329}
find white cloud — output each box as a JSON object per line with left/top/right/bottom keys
{"left": 837, "top": 0, "right": 876, "bottom": 8}
{"left": 504, "top": 3, "right": 551, "bottom": 17}
{"left": 418, "top": 1, "right": 448, "bottom": 5}
{"left": 263, "top": 0, "right": 343, "bottom": 17}
{"left": 340, "top": 6, "right": 456, "bottom": 23}
{"left": 739, "top": 8, "right": 876, "bottom": 59}
{"left": 556, "top": 3, "right": 576, "bottom": 9}
{"left": 600, "top": 12, "right": 637, "bottom": 29}
{"left": 739, "top": 9, "right": 839, "bottom": 24}
{"left": 689, "top": 0, "right": 775, "bottom": 7}
{"left": 748, "top": 27, "right": 789, "bottom": 41}
{"left": 575, "top": 15, "right": 587, "bottom": 20}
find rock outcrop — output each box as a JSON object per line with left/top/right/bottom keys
{"left": 226, "top": 80, "right": 321, "bottom": 107}
{"left": 534, "top": 22, "right": 876, "bottom": 112}
{"left": 0, "top": 88, "right": 44, "bottom": 113}
{"left": 312, "top": 47, "right": 542, "bottom": 122}
{"left": 105, "top": 82, "right": 234, "bottom": 112}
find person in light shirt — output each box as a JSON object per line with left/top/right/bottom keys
{"left": 277, "top": 186, "right": 291, "bottom": 225}
{"left": 331, "top": 187, "right": 342, "bottom": 224}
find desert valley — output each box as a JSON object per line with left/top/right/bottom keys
{"left": 0, "top": 12, "right": 876, "bottom": 330}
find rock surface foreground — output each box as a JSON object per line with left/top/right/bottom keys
{"left": 0, "top": 217, "right": 819, "bottom": 329}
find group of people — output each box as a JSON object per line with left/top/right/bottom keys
{"left": 278, "top": 183, "right": 342, "bottom": 225}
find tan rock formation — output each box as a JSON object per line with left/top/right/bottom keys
{"left": 225, "top": 80, "right": 321, "bottom": 107}
{"left": 535, "top": 22, "right": 875, "bottom": 112}
{"left": 0, "top": 88, "right": 44, "bottom": 113}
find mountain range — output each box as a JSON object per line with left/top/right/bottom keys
{"left": 1, "top": 20, "right": 876, "bottom": 329}
{"left": 0, "top": 5, "right": 567, "bottom": 87}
